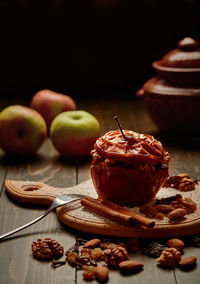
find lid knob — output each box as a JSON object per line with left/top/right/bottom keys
{"left": 177, "top": 37, "right": 199, "bottom": 51}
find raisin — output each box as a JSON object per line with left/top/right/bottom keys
{"left": 91, "top": 248, "right": 102, "bottom": 260}
{"left": 81, "top": 248, "right": 92, "bottom": 256}
{"left": 67, "top": 251, "right": 78, "bottom": 264}
{"left": 81, "top": 248, "right": 92, "bottom": 259}
{"left": 76, "top": 255, "right": 91, "bottom": 265}
{"left": 82, "top": 271, "right": 95, "bottom": 281}
{"left": 81, "top": 253, "right": 91, "bottom": 259}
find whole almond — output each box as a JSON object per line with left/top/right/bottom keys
{"left": 167, "top": 239, "right": 184, "bottom": 251}
{"left": 168, "top": 208, "right": 187, "bottom": 221}
{"left": 94, "top": 265, "right": 109, "bottom": 282}
{"left": 179, "top": 256, "right": 197, "bottom": 269}
{"left": 119, "top": 260, "right": 144, "bottom": 273}
{"left": 83, "top": 238, "right": 101, "bottom": 249}
{"left": 156, "top": 204, "right": 173, "bottom": 213}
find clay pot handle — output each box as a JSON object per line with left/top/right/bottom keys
{"left": 136, "top": 88, "right": 144, "bottom": 97}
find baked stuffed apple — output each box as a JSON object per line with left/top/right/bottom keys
{"left": 91, "top": 129, "right": 169, "bottom": 206}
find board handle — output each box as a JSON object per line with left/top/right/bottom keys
{"left": 4, "top": 180, "right": 64, "bottom": 206}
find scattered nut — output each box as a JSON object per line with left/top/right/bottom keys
{"left": 157, "top": 248, "right": 182, "bottom": 268}
{"left": 100, "top": 242, "right": 117, "bottom": 250}
{"left": 140, "top": 192, "right": 196, "bottom": 221}
{"left": 180, "top": 198, "right": 197, "bottom": 213}
{"left": 94, "top": 265, "right": 109, "bottom": 282}
{"left": 164, "top": 174, "right": 196, "bottom": 191}
{"left": 31, "top": 235, "right": 198, "bottom": 282}
{"left": 167, "top": 239, "right": 184, "bottom": 251}
{"left": 119, "top": 260, "right": 144, "bottom": 273}
{"left": 155, "top": 204, "right": 173, "bottom": 213}
{"left": 32, "top": 238, "right": 64, "bottom": 260}
{"left": 101, "top": 246, "right": 129, "bottom": 267}
{"left": 168, "top": 208, "right": 187, "bottom": 221}
{"left": 179, "top": 179, "right": 195, "bottom": 191}
{"left": 83, "top": 238, "right": 101, "bottom": 249}
{"left": 179, "top": 256, "right": 197, "bottom": 269}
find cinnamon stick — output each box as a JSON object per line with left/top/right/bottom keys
{"left": 81, "top": 197, "right": 135, "bottom": 226}
{"left": 81, "top": 197, "right": 155, "bottom": 229}
{"left": 101, "top": 198, "right": 155, "bottom": 228}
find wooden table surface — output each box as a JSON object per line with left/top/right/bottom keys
{"left": 0, "top": 95, "right": 200, "bottom": 284}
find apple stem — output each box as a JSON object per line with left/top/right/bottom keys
{"left": 114, "top": 116, "right": 127, "bottom": 141}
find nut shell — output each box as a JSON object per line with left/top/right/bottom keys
{"left": 167, "top": 239, "right": 184, "bottom": 251}
{"left": 94, "top": 266, "right": 109, "bottom": 282}
{"left": 101, "top": 246, "right": 129, "bottom": 267}
{"left": 168, "top": 208, "right": 187, "bottom": 221}
{"left": 32, "top": 238, "right": 64, "bottom": 260}
{"left": 119, "top": 260, "right": 144, "bottom": 273}
{"left": 179, "top": 256, "right": 197, "bottom": 269}
{"left": 157, "top": 248, "right": 182, "bottom": 268}
{"left": 156, "top": 204, "right": 173, "bottom": 213}
{"left": 83, "top": 239, "right": 101, "bottom": 249}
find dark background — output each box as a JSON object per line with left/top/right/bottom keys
{"left": 1, "top": 0, "right": 200, "bottom": 98}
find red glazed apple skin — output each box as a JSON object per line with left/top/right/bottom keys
{"left": 91, "top": 159, "right": 168, "bottom": 206}
{"left": 90, "top": 130, "right": 169, "bottom": 206}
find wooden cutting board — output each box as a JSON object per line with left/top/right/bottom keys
{"left": 4, "top": 179, "right": 200, "bottom": 238}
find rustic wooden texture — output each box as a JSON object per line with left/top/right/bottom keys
{"left": 4, "top": 179, "right": 200, "bottom": 238}
{"left": 0, "top": 140, "right": 77, "bottom": 284}
{"left": 0, "top": 95, "right": 200, "bottom": 284}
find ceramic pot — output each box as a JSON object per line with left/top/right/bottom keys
{"left": 137, "top": 37, "right": 200, "bottom": 137}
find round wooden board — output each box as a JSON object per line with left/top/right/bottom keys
{"left": 5, "top": 179, "right": 200, "bottom": 238}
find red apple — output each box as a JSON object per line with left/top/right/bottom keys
{"left": 0, "top": 105, "right": 47, "bottom": 155}
{"left": 30, "top": 89, "right": 76, "bottom": 128}
{"left": 50, "top": 110, "right": 100, "bottom": 157}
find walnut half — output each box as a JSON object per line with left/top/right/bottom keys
{"left": 32, "top": 238, "right": 64, "bottom": 260}
{"left": 157, "top": 248, "right": 182, "bottom": 268}
{"left": 101, "top": 246, "right": 129, "bottom": 267}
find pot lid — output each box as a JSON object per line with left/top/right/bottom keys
{"left": 159, "top": 37, "right": 200, "bottom": 68}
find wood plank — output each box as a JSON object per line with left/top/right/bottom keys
{"left": 0, "top": 149, "right": 7, "bottom": 196}
{"left": 175, "top": 245, "right": 200, "bottom": 284}
{"left": 0, "top": 139, "right": 77, "bottom": 284}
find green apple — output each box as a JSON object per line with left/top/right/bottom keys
{"left": 0, "top": 105, "right": 47, "bottom": 155}
{"left": 50, "top": 110, "right": 100, "bottom": 157}
{"left": 30, "top": 89, "right": 76, "bottom": 128}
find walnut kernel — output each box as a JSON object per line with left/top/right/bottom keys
{"left": 157, "top": 248, "right": 182, "bottom": 268}
{"left": 32, "top": 238, "right": 64, "bottom": 260}
{"left": 101, "top": 246, "right": 129, "bottom": 267}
